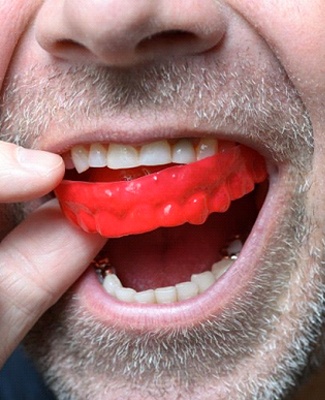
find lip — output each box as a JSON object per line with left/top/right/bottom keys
{"left": 39, "top": 122, "right": 277, "bottom": 164}
{"left": 40, "top": 124, "right": 282, "bottom": 331}
{"left": 72, "top": 165, "right": 282, "bottom": 330}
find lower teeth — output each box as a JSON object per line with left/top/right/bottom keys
{"left": 93, "top": 238, "right": 242, "bottom": 304}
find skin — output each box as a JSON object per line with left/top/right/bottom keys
{"left": 0, "top": 1, "right": 325, "bottom": 399}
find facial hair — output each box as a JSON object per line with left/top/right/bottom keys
{"left": 1, "top": 52, "right": 324, "bottom": 400}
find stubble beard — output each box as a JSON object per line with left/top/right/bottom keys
{"left": 1, "top": 53, "right": 324, "bottom": 399}
{"left": 24, "top": 197, "right": 325, "bottom": 400}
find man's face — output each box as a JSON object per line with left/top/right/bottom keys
{"left": 2, "top": 1, "right": 325, "bottom": 399}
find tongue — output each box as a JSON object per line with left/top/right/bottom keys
{"left": 103, "top": 191, "right": 257, "bottom": 291}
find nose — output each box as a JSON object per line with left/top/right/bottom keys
{"left": 35, "top": 0, "right": 227, "bottom": 67}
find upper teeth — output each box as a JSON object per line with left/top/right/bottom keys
{"left": 67, "top": 138, "right": 218, "bottom": 173}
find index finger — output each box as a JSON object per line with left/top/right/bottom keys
{"left": 0, "top": 199, "right": 106, "bottom": 366}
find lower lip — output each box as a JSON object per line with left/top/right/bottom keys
{"left": 74, "top": 180, "right": 277, "bottom": 330}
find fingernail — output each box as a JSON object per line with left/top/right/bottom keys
{"left": 16, "top": 147, "right": 63, "bottom": 175}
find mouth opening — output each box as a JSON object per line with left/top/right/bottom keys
{"left": 55, "top": 138, "right": 269, "bottom": 304}
{"left": 94, "top": 185, "right": 267, "bottom": 301}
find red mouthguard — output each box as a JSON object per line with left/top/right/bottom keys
{"left": 55, "top": 145, "right": 267, "bottom": 238}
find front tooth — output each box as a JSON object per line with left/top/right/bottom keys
{"left": 139, "top": 140, "right": 172, "bottom": 166}
{"left": 191, "top": 271, "right": 215, "bottom": 293}
{"left": 134, "top": 289, "right": 156, "bottom": 304}
{"left": 115, "top": 287, "right": 136, "bottom": 302}
{"left": 212, "top": 259, "right": 233, "bottom": 279}
{"left": 103, "top": 274, "right": 122, "bottom": 295}
{"left": 172, "top": 139, "right": 196, "bottom": 164}
{"left": 196, "top": 138, "right": 218, "bottom": 161}
{"left": 107, "top": 144, "right": 140, "bottom": 169}
{"left": 155, "top": 286, "right": 177, "bottom": 304}
{"left": 176, "top": 281, "right": 199, "bottom": 301}
{"left": 71, "top": 145, "right": 90, "bottom": 173}
{"left": 88, "top": 143, "right": 107, "bottom": 167}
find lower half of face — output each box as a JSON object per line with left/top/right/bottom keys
{"left": 18, "top": 72, "right": 325, "bottom": 400}
{"left": 2, "top": 8, "right": 325, "bottom": 399}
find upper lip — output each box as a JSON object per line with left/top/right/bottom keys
{"left": 40, "top": 124, "right": 279, "bottom": 168}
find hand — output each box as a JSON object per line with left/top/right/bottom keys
{"left": 0, "top": 142, "right": 105, "bottom": 366}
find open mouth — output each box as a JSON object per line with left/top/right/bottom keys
{"left": 55, "top": 137, "right": 268, "bottom": 308}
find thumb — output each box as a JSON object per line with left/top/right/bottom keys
{"left": 0, "top": 141, "right": 64, "bottom": 202}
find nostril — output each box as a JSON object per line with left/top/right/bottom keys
{"left": 137, "top": 30, "right": 199, "bottom": 52}
{"left": 51, "top": 39, "right": 90, "bottom": 60}
{"left": 52, "top": 30, "right": 213, "bottom": 64}
{"left": 142, "top": 29, "right": 195, "bottom": 41}
{"left": 55, "top": 38, "right": 85, "bottom": 52}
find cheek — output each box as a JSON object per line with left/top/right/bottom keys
{"left": 227, "top": 0, "right": 325, "bottom": 97}
{"left": 0, "top": 1, "right": 41, "bottom": 89}
{"left": 228, "top": 0, "right": 325, "bottom": 215}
